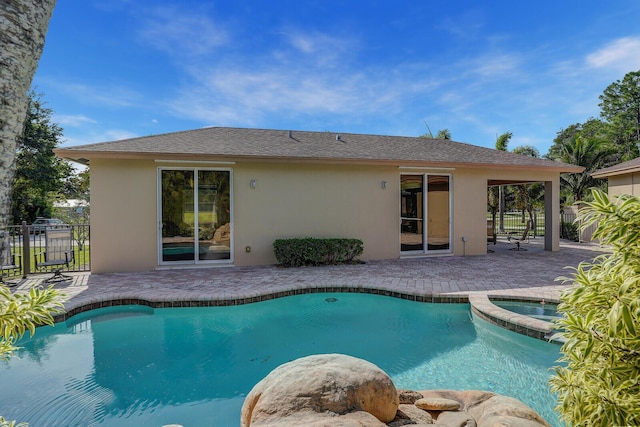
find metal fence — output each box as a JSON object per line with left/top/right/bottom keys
{"left": 493, "top": 211, "right": 545, "bottom": 238}
{"left": 491, "top": 211, "right": 588, "bottom": 242}
{"left": 0, "top": 222, "right": 90, "bottom": 281}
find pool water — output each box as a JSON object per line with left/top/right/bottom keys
{"left": 493, "top": 299, "right": 561, "bottom": 322}
{"left": 0, "top": 293, "right": 562, "bottom": 426}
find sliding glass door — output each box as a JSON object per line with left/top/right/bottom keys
{"left": 401, "top": 174, "right": 451, "bottom": 254}
{"left": 159, "top": 169, "right": 231, "bottom": 264}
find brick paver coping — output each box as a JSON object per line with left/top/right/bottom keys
{"left": 13, "top": 239, "right": 606, "bottom": 339}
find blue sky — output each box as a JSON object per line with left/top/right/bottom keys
{"left": 34, "top": 1, "right": 640, "bottom": 154}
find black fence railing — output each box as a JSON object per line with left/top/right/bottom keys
{"left": 489, "top": 211, "right": 582, "bottom": 241}
{"left": 0, "top": 222, "right": 90, "bottom": 281}
{"left": 492, "top": 211, "right": 544, "bottom": 238}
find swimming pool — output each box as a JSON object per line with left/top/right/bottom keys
{"left": 0, "top": 293, "right": 561, "bottom": 426}
{"left": 493, "top": 299, "right": 561, "bottom": 322}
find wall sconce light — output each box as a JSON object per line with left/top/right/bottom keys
{"left": 381, "top": 180, "right": 387, "bottom": 189}
{"left": 250, "top": 179, "right": 257, "bottom": 189}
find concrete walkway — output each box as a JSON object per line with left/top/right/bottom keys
{"left": 13, "top": 238, "right": 606, "bottom": 319}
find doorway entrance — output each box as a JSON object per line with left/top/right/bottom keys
{"left": 158, "top": 168, "right": 232, "bottom": 265}
{"left": 400, "top": 174, "right": 451, "bottom": 253}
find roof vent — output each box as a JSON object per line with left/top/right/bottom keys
{"left": 288, "top": 130, "right": 292, "bottom": 138}
{"left": 336, "top": 134, "right": 341, "bottom": 141}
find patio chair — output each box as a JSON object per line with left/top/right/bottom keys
{"left": 507, "top": 219, "right": 532, "bottom": 251}
{"left": 0, "top": 231, "right": 21, "bottom": 287}
{"left": 34, "top": 227, "right": 74, "bottom": 283}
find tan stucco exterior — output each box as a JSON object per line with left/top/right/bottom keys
{"left": 87, "top": 157, "right": 563, "bottom": 273}
{"left": 607, "top": 172, "right": 640, "bottom": 197}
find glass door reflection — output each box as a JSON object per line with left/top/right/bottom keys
{"left": 401, "top": 175, "right": 424, "bottom": 251}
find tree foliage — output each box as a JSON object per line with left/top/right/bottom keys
{"left": 0, "top": 284, "right": 66, "bottom": 426}
{"left": 495, "top": 131, "right": 512, "bottom": 152}
{"left": 546, "top": 119, "right": 613, "bottom": 203}
{"left": 599, "top": 69, "right": 640, "bottom": 162}
{"left": 0, "top": 285, "right": 66, "bottom": 360}
{"left": 10, "top": 92, "right": 74, "bottom": 224}
{"left": 435, "top": 128, "right": 451, "bottom": 140}
{"left": 550, "top": 189, "right": 640, "bottom": 426}
{"left": 419, "top": 122, "right": 451, "bottom": 140}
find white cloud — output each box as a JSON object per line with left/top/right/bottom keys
{"left": 51, "top": 81, "right": 141, "bottom": 108}
{"left": 63, "top": 129, "right": 139, "bottom": 147}
{"left": 168, "top": 59, "right": 446, "bottom": 128}
{"left": 139, "top": 6, "right": 228, "bottom": 56}
{"left": 586, "top": 36, "right": 640, "bottom": 72}
{"left": 279, "top": 30, "right": 357, "bottom": 68}
{"left": 54, "top": 114, "right": 97, "bottom": 127}
{"left": 466, "top": 52, "right": 523, "bottom": 80}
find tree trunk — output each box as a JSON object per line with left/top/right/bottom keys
{"left": 0, "top": 0, "right": 56, "bottom": 226}
{"left": 498, "top": 186, "right": 505, "bottom": 232}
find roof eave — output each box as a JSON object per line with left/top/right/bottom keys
{"left": 54, "top": 148, "right": 584, "bottom": 173}
{"left": 592, "top": 166, "right": 640, "bottom": 178}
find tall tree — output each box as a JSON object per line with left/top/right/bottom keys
{"left": 599, "top": 70, "right": 640, "bottom": 162}
{"left": 495, "top": 132, "right": 512, "bottom": 151}
{"left": 0, "top": 1, "right": 57, "bottom": 227}
{"left": 547, "top": 119, "right": 614, "bottom": 203}
{"left": 495, "top": 132, "right": 512, "bottom": 232}
{"left": 511, "top": 145, "right": 543, "bottom": 235}
{"left": 11, "top": 91, "right": 72, "bottom": 223}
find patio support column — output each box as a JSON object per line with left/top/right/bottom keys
{"left": 544, "top": 180, "right": 560, "bottom": 251}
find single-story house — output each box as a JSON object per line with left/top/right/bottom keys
{"left": 591, "top": 157, "right": 640, "bottom": 196}
{"left": 55, "top": 127, "right": 583, "bottom": 273}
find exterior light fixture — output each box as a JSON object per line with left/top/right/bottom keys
{"left": 381, "top": 180, "right": 387, "bottom": 189}
{"left": 250, "top": 179, "right": 257, "bottom": 189}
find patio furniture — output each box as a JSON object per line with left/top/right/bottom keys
{"left": 508, "top": 220, "right": 532, "bottom": 251}
{"left": 34, "top": 227, "right": 74, "bottom": 283}
{"left": 0, "top": 231, "right": 21, "bottom": 287}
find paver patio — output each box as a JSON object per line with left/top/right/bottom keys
{"left": 13, "top": 238, "right": 606, "bottom": 318}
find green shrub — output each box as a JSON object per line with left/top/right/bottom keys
{"left": 273, "top": 238, "right": 363, "bottom": 267}
{"left": 561, "top": 220, "right": 579, "bottom": 241}
{"left": 550, "top": 189, "right": 640, "bottom": 426}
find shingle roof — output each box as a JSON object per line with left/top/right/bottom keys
{"left": 592, "top": 157, "right": 640, "bottom": 178}
{"left": 55, "top": 126, "right": 582, "bottom": 172}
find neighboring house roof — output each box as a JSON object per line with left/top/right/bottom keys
{"left": 55, "top": 126, "right": 583, "bottom": 173}
{"left": 592, "top": 157, "right": 640, "bottom": 178}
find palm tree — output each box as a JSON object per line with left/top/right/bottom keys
{"left": 435, "top": 129, "right": 451, "bottom": 140}
{"left": 550, "top": 134, "right": 613, "bottom": 202}
{"left": 512, "top": 145, "right": 543, "bottom": 236}
{"left": 0, "top": 1, "right": 56, "bottom": 226}
{"left": 495, "top": 132, "right": 512, "bottom": 232}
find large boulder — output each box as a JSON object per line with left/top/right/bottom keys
{"left": 417, "top": 390, "right": 550, "bottom": 427}
{"left": 240, "top": 354, "right": 399, "bottom": 427}
{"left": 466, "top": 394, "right": 551, "bottom": 427}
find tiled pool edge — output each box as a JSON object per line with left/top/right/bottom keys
{"left": 469, "top": 294, "right": 558, "bottom": 341}
{"left": 51, "top": 284, "right": 562, "bottom": 342}
{"left": 54, "top": 286, "right": 470, "bottom": 322}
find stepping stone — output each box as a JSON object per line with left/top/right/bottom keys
{"left": 415, "top": 397, "right": 461, "bottom": 411}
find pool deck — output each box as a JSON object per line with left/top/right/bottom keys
{"left": 13, "top": 237, "right": 605, "bottom": 327}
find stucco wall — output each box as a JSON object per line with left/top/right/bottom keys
{"left": 90, "top": 159, "right": 158, "bottom": 273}
{"left": 608, "top": 173, "right": 640, "bottom": 197}
{"left": 87, "top": 159, "right": 561, "bottom": 273}
{"left": 234, "top": 163, "right": 399, "bottom": 265}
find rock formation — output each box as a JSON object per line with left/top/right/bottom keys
{"left": 241, "top": 354, "right": 551, "bottom": 427}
